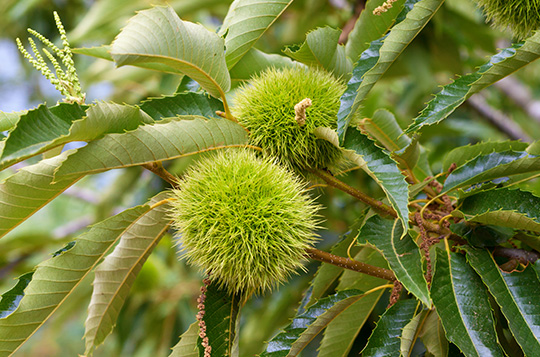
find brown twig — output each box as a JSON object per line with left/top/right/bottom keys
{"left": 492, "top": 247, "right": 540, "bottom": 265}
{"left": 305, "top": 247, "right": 396, "bottom": 281}
{"left": 142, "top": 162, "right": 178, "bottom": 187}
{"left": 309, "top": 168, "right": 397, "bottom": 219}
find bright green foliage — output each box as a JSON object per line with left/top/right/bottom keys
{"left": 169, "top": 149, "right": 319, "bottom": 297}
{"left": 474, "top": 0, "right": 540, "bottom": 39}
{"left": 232, "top": 66, "right": 345, "bottom": 171}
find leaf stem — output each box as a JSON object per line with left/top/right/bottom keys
{"left": 309, "top": 168, "right": 397, "bottom": 218}
{"left": 305, "top": 248, "right": 396, "bottom": 281}
{"left": 142, "top": 162, "right": 178, "bottom": 187}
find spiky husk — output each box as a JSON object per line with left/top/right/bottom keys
{"left": 474, "top": 0, "right": 540, "bottom": 39}
{"left": 232, "top": 66, "right": 345, "bottom": 171}
{"left": 170, "top": 149, "right": 320, "bottom": 298}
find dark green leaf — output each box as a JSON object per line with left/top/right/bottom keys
{"left": 343, "top": 128, "right": 410, "bottom": 234}
{"left": 442, "top": 141, "right": 529, "bottom": 172}
{"left": 318, "top": 247, "right": 388, "bottom": 357}
{"left": 457, "top": 188, "right": 540, "bottom": 232}
{"left": 0, "top": 272, "right": 34, "bottom": 319}
{"left": 361, "top": 299, "right": 419, "bottom": 357}
{"left": 465, "top": 248, "right": 540, "bottom": 356}
{"left": 338, "top": 0, "right": 443, "bottom": 142}
{"left": 1, "top": 103, "right": 86, "bottom": 167}
{"left": 283, "top": 27, "right": 352, "bottom": 79}
{"left": 431, "top": 249, "right": 504, "bottom": 356}
{"left": 358, "top": 216, "right": 430, "bottom": 306}
{"left": 443, "top": 151, "right": 540, "bottom": 193}
{"left": 53, "top": 116, "right": 249, "bottom": 179}
{"left": 449, "top": 221, "right": 514, "bottom": 248}
{"left": 261, "top": 289, "right": 368, "bottom": 356}
{"left": 199, "top": 282, "right": 241, "bottom": 357}
{"left": 362, "top": 109, "right": 411, "bottom": 152}
{"left": 345, "top": 0, "right": 407, "bottom": 61}
{"left": 406, "top": 32, "right": 540, "bottom": 134}
{"left": 139, "top": 92, "right": 224, "bottom": 120}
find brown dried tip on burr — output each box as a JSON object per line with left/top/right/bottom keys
{"left": 294, "top": 98, "right": 312, "bottom": 126}
{"left": 373, "top": 0, "right": 398, "bottom": 15}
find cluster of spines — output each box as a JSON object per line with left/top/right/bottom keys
{"left": 475, "top": 0, "right": 540, "bottom": 39}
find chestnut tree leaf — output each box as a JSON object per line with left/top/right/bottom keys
{"left": 229, "top": 48, "right": 295, "bottom": 86}
{"left": 0, "top": 110, "right": 27, "bottom": 133}
{"left": 138, "top": 92, "right": 225, "bottom": 120}
{"left": 465, "top": 248, "right": 540, "bottom": 356}
{"left": 431, "top": 249, "right": 504, "bottom": 357}
{"left": 53, "top": 116, "right": 249, "bottom": 179}
{"left": 110, "top": 6, "right": 230, "bottom": 99}
{"left": 169, "top": 322, "right": 199, "bottom": 357}
{"left": 84, "top": 192, "right": 172, "bottom": 355}
{"left": 218, "top": 0, "right": 293, "bottom": 69}
{"left": 0, "top": 199, "right": 160, "bottom": 356}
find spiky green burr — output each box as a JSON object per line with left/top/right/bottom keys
{"left": 232, "top": 67, "right": 345, "bottom": 171}
{"left": 474, "top": 0, "right": 540, "bottom": 39}
{"left": 169, "top": 149, "right": 320, "bottom": 298}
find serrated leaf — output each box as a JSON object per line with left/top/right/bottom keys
{"left": 0, "top": 110, "right": 27, "bottom": 133}
{"left": 342, "top": 128, "right": 409, "bottom": 234}
{"left": 449, "top": 221, "right": 514, "bottom": 248}
{"left": 0, "top": 273, "right": 34, "bottom": 319}
{"left": 283, "top": 27, "right": 352, "bottom": 79}
{"left": 110, "top": 6, "right": 230, "bottom": 98}
{"left": 0, "top": 201, "right": 157, "bottom": 356}
{"left": 229, "top": 48, "right": 295, "bottom": 85}
{"left": 361, "top": 299, "right": 419, "bottom": 356}
{"left": 358, "top": 216, "right": 430, "bottom": 306}
{"left": 442, "top": 141, "right": 529, "bottom": 172}
{"left": 431, "top": 249, "right": 504, "bottom": 357}
{"left": 0, "top": 103, "right": 87, "bottom": 169}
{"left": 400, "top": 310, "right": 428, "bottom": 356}
{"left": 442, "top": 150, "right": 540, "bottom": 193}
{"left": 218, "top": 0, "right": 293, "bottom": 69}
{"left": 199, "top": 283, "right": 241, "bottom": 357}
{"left": 0, "top": 151, "right": 82, "bottom": 239}
{"left": 169, "top": 321, "right": 199, "bottom": 357}
{"left": 0, "top": 102, "right": 153, "bottom": 171}
{"left": 53, "top": 116, "right": 249, "bottom": 179}
{"left": 465, "top": 248, "right": 540, "bottom": 356}
{"left": 337, "top": 0, "right": 442, "bottom": 142}
{"left": 362, "top": 109, "right": 411, "bottom": 152}
{"left": 318, "top": 247, "right": 388, "bottom": 357}
{"left": 139, "top": 92, "right": 224, "bottom": 120}
{"left": 261, "top": 289, "right": 370, "bottom": 356}
{"left": 406, "top": 32, "right": 540, "bottom": 134}
{"left": 457, "top": 188, "right": 540, "bottom": 232}
{"left": 84, "top": 192, "right": 172, "bottom": 355}
{"left": 345, "top": 0, "right": 407, "bottom": 61}
{"left": 418, "top": 309, "right": 448, "bottom": 357}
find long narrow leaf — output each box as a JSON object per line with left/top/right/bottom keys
{"left": 110, "top": 6, "right": 230, "bottom": 98}
{"left": 442, "top": 150, "right": 540, "bottom": 193}
{"left": 418, "top": 309, "right": 448, "bottom": 357}
{"left": 457, "top": 187, "right": 540, "bottom": 232}
{"left": 139, "top": 92, "right": 224, "bottom": 120}
{"left": 465, "top": 248, "right": 540, "bottom": 356}
{"left": 406, "top": 32, "right": 540, "bottom": 134}
{"left": 261, "top": 289, "right": 369, "bottom": 356}
{"left": 361, "top": 299, "right": 419, "bottom": 357}
{"left": 337, "top": 0, "right": 442, "bottom": 141}
{"left": 169, "top": 322, "right": 199, "bottom": 357}
{"left": 53, "top": 116, "right": 249, "bottom": 180}
{"left": 431, "top": 249, "right": 504, "bottom": 356}
{"left": 0, "top": 200, "right": 158, "bottom": 356}
{"left": 218, "top": 0, "right": 293, "bottom": 69}
{"left": 199, "top": 283, "right": 241, "bottom": 356}
{"left": 358, "top": 216, "right": 430, "bottom": 306}
{"left": 84, "top": 192, "right": 172, "bottom": 355}
{"left": 0, "top": 151, "right": 82, "bottom": 239}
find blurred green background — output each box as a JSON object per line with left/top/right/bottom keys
{"left": 1, "top": 0, "right": 540, "bottom": 355}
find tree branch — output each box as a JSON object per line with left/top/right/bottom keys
{"left": 492, "top": 247, "right": 540, "bottom": 265}
{"left": 305, "top": 247, "right": 396, "bottom": 281}
{"left": 309, "top": 168, "right": 397, "bottom": 219}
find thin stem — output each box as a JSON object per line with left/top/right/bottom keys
{"left": 142, "top": 162, "right": 178, "bottom": 187}
{"left": 305, "top": 248, "right": 396, "bottom": 281}
{"left": 309, "top": 168, "right": 397, "bottom": 219}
